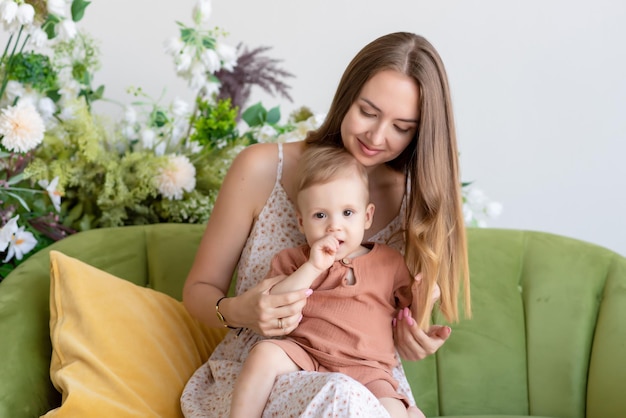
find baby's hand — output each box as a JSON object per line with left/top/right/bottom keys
{"left": 309, "top": 235, "right": 339, "bottom": 271}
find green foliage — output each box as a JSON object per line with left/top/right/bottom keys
{"left": 42, "top": 14, "right": 61, "bottom": 39}
{"left": 7, "top": 52, "right": 58, "bottom": 94}
{"left": 22, "top": 97, "right": 247, "bottom": 233}
{"left": 189, "top": 98, "right": 238, "bottom": 149}
{"left": 71, "top": 0, "right": 92, "bottom": 22}
{"left": 154, "top": 190, "right": 216, "bottom": 224}
{"left": 0, "top": 1, "right": 300, "bottom": 281}
{"left": 242, "top": 102, "right": 281, "bottom": 127}
{"left": 289, "top": 106, "right": 314, "bottom": 124}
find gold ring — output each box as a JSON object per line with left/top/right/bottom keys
{"left": 277, "top": 318, "right": 283, "bottom": 329}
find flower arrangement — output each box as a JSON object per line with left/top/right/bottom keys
{"left": 0, "top": 0, "right": 306, "bottom": 278}
{"left": 0, "top": 0, "right": 501, "bottom": 281}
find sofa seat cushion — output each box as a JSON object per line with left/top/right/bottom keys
{"left": 44, "top": 251, "right": 227, "bottom": 417}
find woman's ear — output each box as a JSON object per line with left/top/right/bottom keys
{"left": 364, "top": 203, "right": 375, "bottom": 229}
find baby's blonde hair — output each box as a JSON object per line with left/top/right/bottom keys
{"left": 296, "top": 146, "right": 370, "bottom": 205}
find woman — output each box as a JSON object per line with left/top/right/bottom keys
{"left": 181, "top": 32, "right": 470, "bottom": 417}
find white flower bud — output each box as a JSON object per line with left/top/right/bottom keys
{"left": 122, "top": 125, "right": 136, "bottom": 140}
{"left": 28, "top": 27, "right": 49, "bottom": 48}
{"left": 47, "top": 0, "right": 67, "bottom": 17}
{"left": 16, "top": 3, "right": 34, "bottom": 25}
{"left": 124, "top": 106, "right": 137, "bottom": 124}
{"left": 0, "top": 1, "right": 17, "bottom": 24}
{"left": 4, "top": 80, "right": 24, "bottom": 104}
{"left": 57, "top": 19, "right": 77, "bottom": 40}
{"left": 38, "top": 97, "right": 57, "bottom": 120}
{"left": 141, "top": 129, "right": 156, "bottom": 149}
{"left": 163, "top": 36, "right": 184, "bottom": 55}
{"left": 216, "top": 42, "right": 237, "bottom": 71}
{"left": 171, "top": 98, "right": 189, "bottom": 117}
{"left": 175, "top": 48, "right": 194, "bottom": 73}
{"left": 192, "top": 0, "right": 212, "bottom": 25}
{"left": 201, "top": 48, "right": 221, "bottom": 74}
{"left": 154, "top": 142, "right": 167, "bottom": 156}
{"left": 256, "top": 125, "right": 278, "bottom": 143}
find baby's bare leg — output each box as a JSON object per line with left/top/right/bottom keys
{"left": 407, "top": 404, "right": 426, "bottom": 418}
{"left": 379, "top": 397, "right": 409, "bottom": 418}
{"left": 230, "top": 341, "right": 300, "bottom": 418}
{"left": 379, "top": 398, "right": 426, "bottom": 418}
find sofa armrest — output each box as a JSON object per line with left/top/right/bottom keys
{"left": 0, "top": 248, "right": 60, "bottom": 417}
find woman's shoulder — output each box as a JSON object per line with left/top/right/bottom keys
{"left": 225, "top": 142, "right": 284, "bottom": 187}
{"left": 233, "top": 142, "right": 279, "bottom": 170}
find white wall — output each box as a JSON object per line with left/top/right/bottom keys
{"left": 76, "top": 0, "right": 626, "bottom": 256}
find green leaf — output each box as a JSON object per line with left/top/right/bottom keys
{"left": 47, "top": 89, "right": 61, "bottom": 103}
{"left": 65, "top": 202, "right": 84, "bottom": 225}
{"left": 71, "top": 0, "right": 91, "bottom": 22}
{"left": 6, "top": 172, "right": 25, "bottom": 185}
{"left": 150, "top": 109, "right": 169, "bottom": 128}
{"left": 180, "top": 28, "right": 194, "bottom": 43}
{"left": 92, "top": 85, "right": 105, "bottom": 101}
{"left": 6, "top": 191, "right": 31, "bottom": 211}
{"left": 42, "top": 15, "right": 60, "bottom": 40}
{"left": 201, "top": 36, "right": 216, "bottom": 50}
{"left": 72, "top": 62, "right": 89, "bottom": 84}
{"left": 241, "top": 102, "right": 267, "bottom": 127}
{"left": 77, "top": 213, "right": 94, "bottom": 231}
{"left": 266, "top": 106, "right": 281, "bottom": 125}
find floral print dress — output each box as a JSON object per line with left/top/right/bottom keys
{"left": 181, "top": 143, "right": 414, "bottom": 418}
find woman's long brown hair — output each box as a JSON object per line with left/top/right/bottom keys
{"left": 306, "top": 32, "right": 471, "bottom": 330}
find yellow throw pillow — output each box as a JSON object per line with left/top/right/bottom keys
{"left": 45, "top": 251, "right": 227, "bottom": 417}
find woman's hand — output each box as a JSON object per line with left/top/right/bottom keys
{"left": 233, "top": 274, "right": 310, "bottom": 337}
{"left": 394, "top": 307, "right": 451, "bottom": 360}
{"left": 393, "top": 273, "right": 450, "bottom": 361}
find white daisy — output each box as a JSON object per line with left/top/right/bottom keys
{"left": 0, "top": 100, "right": 46, "bottom": 153}
{"left": 155, "top": 155, "right": 196, "bottom": 200}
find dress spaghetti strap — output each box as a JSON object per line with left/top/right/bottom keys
{"left": 276, "top": 142, "right": 283, "bottom": 184}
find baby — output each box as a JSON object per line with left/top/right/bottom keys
{"left": 230, "top": 146, "right": 423, "bottom": 418}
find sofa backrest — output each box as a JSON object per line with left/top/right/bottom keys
{"left": 1, "top": 224, "right": 624, "bottom": 418}
{"left": 406, "top": 228, "right": 626, "bottom": 418}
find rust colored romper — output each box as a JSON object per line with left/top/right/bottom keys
{"left": 265, "top": 242, "right": 413, "bottom": 404}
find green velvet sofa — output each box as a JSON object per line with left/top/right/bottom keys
{"left": 0, "top": 223, "right": 624, "bottom": 417}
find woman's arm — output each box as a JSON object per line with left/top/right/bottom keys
{"left": 182, "top": 143, "right": 310, "bottom": 336}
